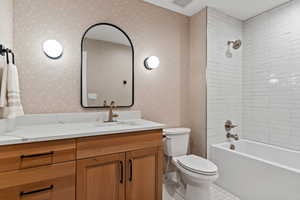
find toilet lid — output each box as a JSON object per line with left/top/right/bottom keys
{"left": 177, "top": 155, "right": 218, "bottom": 175}
{"left": 163, "top": 128, "right": 191, "bottom": 135}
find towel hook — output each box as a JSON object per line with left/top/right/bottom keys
{"left": 0, "top": 44, "right": 15, "bottom": 64}
{"left": 5, "top": 49, "right": 10, "bottom": 64}
{"left": 0, "top": 45, "right": 6, "bottom": 56}
{"left": 8, "top": 49, "right": 15, "bottom": 64}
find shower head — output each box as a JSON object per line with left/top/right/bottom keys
{"left": 227, "top": 40, "right": 242, "bottom": 49}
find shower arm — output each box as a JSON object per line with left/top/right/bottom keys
{"left": 227, "top": 41, "right": 234, "bottom": 46}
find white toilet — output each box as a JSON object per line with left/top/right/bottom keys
{"left": 163, "top": 128, "right": 218, "bottom": 200}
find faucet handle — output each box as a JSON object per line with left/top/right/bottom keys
{"left": 110, "top": 101, "right": 117, "bottom": 108}
{"left": 103, "top": 100, "right": 108, "bottom": 107}
{"left": 226, "top": 133, "right": 239, "bottom": 141}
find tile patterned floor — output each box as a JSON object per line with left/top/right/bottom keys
{"left": 163, "top": 184, "right": 240, "bottom": 200}
{"left": 211, "top": 184, "right": 240, "bottom": 200}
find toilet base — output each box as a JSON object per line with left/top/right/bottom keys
{"left": 185, "top": 183, "right": 211, "bottom": 200}
{"left": 164, "top": 172, "right": 213, "bottom": 200}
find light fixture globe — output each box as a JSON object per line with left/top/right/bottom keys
{"left": 144, "top": 56, "right": 160, "bottom": 70}
{"left": 43, "top": 40, "right": 63, "bottom": 59}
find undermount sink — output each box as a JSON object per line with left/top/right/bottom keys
{"left": 94, "top": 120, "right": 141, "bottom": 127}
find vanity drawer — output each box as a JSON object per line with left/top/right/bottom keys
{"left": 0, "top": 139, "right": 76, "bottom": 172}
{"left": 0, "top": 161, "right": 75, "bottom": 200}
{"left": 77, "top": 130, "right": 163, "bottom": 159}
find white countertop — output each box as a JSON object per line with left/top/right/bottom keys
{"left": 0, "top": 112, "right": 165, "bottom": 146}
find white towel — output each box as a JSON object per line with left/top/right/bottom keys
{"left": 0, "top": 63, "right": 24, "bottom": 119}
{"left": 0, "top": 59, "right": 8, "bottom": 107}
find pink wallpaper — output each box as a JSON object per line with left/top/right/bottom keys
{"left": 14, "top": 0, "right": 190, "bottom": 126}
{"left": 0, "top": 0, "right": 13, "bottom": 50}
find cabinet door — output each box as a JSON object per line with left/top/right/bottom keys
{"left": 126, "top": 147, "right": 163, "bottom": 200}
{"left": 77, "top": 153, "right": 125, "bottom": 200}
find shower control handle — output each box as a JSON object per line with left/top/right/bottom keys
{"left": 226, "top": 132, "right": 239, "bottom": 141}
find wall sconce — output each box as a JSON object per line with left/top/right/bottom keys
{"left": 43, "top": 40, "right": 63, "bottom": 59}
{"left": 144, "top": 56, "right": 160, "bottom": 70}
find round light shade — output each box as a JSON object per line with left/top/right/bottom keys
{"left": 144, "top": 56, "right": 160, "bottom": 70}
{"left": 43, "top": 40, "right": 63, "bottom": 59}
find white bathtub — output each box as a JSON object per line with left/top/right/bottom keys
{"left": 210, "top": 140, "right": 300, "bottom": 200}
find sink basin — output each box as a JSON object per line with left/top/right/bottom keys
{"left": 94, "top": 121, "right": 141, "bottom": 127}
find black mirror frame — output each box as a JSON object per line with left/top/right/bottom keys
{"left": 80, "top": 23, "right": 135, "bottom": 108}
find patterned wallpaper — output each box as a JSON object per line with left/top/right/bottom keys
{"left": 13, "top": 0, "right": 190, "bottom": 126}
{"left": 0, "top": 0, "right": 13, "bottom": 50}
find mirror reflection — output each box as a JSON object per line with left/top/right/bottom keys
{"left": 81, "top": 23, "right": 134, "bottom": 108}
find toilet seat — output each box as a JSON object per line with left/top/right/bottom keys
{"left": 176, "top": 155, "right": 218, "bottom": 176}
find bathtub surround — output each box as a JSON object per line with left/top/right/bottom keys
{"left": 243, "top": 0, "right": 300, "bottom": 151}
{"left": 13, "top": 0, "right": 190, "bottom": 127}
{"left": 206, "top": 8, "right": 243, "bottom": 155}
{"left": 207, "top": 1, "right": 300, "bottom": 153}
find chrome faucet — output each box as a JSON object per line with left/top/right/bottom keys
{"left": 225, "top": 120, "right": 239, "bottom": 141}
{"left": 226, "top": 132, "right": 239, "bottom": 141}
{"left": 104, "top": 101, "right": 119, "bottom": 123}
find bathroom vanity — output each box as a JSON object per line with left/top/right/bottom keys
{"left": 0, "top": 112, "right": 164, "bottom": 200}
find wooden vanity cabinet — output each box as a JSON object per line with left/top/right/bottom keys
{"left": 0, "top": 139, "right": 76, "bottom": 173}
{"left": 76, "top": 153, "right": 126, "bottom": 200}
{"left": 0, "top": 129, "right": 163, "bottom": 200}
{"left": 0, "top": 161, "right": 76, "bottom": 200}
{"left": 76, "top": 130, "right": 163, "bottom": 200}
{"left": 0, "top": 139, "right": 76, "bottom": 200}
{"left": 126, "top": 147, "right": 163, "bottom": 200}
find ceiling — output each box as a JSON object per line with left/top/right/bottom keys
{"left": 143, "top": 0, "right": 291, "bottom": 20}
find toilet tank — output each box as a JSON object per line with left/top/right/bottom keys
{"left": 163, "top": 128, "right": 191, "bottom": 157}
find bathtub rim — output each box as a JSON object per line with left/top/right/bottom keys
{"left": 211, "top": 139, "right": 300, "bottom": 174}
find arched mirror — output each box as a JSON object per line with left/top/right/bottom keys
{"left": 81, "top": 23, "right": 134, "bottom": 108}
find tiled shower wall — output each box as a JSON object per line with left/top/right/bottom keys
{"left": 207, "top": 8, "right": 243, "bottom": 155}
{"left": 208, "top": 1, "right": 300, "bottom": 152}
{"left": 243, "top": 1, "right": 300, "bottom": 151}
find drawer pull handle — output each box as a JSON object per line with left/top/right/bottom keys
{"left": 21, "top": 151, "right": 54, "bottom": 159}
{"left": 129, "top": 159, "right": 133, "bottom": 182}
{"left": 20, "top": 185, "right": 54, "bottom": 196}
{"left": 119, "top": 161, "right": 124, "bottom": 184}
